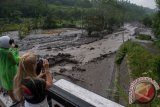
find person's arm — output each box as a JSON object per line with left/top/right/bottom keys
{"left": 43, "top": 59, "right": 53, "bottom": 89}
{"left": 8, "top": 52, "right": 17, "bottom": 64}
{"left": 37, "top": 72, "right": 45, "bottom": 78}
{"left": 8, "top": 48, "right": 20, "bottom": 64}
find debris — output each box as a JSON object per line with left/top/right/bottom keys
{"left": 47, "top": 46, "right": 52, "bottom": 50}
{"left": 90, "top": 84, "right": 93, "bottom": 86}
{"left": 42, "top": 53, "right": 78, "bottom": 67}
{"left": 90, "top": 47, "right": 95, "bottom": 50}
{"left": 54, "top": 72, "right": 85, "bottom": 82}
{"left": 72, "top": 67, "right": 86, "bottom": 72}
{"left": 59, "top": 68, "right": 67, "bottom": 73}
{"left": 90, "top": 51, "right": 116, "bottom": 62}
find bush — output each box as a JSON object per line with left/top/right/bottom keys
{"left": 149, "top": 55, "right": 160, "bottom": 81}
{"left": 154, "top": 40, "right": 160, "bottom": 48}
{"left": 128, "top": 46, "right": 152, "bottom": 79}
{"left": 62, "top": 23, "right": 76, "bottom": 28}
{"left": 115, "top": 43, "right": 128, "bottom": 65}
{"left": 0, "top": 24, "right": 19, "bottom": 34}
{"left": 4, "top": 24, "right": 19, "bottom": 31}
{"left": 136, "top": 34, "right": 152, "bottom": 40}
{"left": 18, "top": 20, "right": 33, "bottom": 39}
{"left": 115, "top": 41, "right": 137, "bottom": 65}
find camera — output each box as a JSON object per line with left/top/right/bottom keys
{"left": 9, "top": 39, "right": 14, "bottom": 45}
{"left": 36, "top": 58, "right": 44, "bottom": 75}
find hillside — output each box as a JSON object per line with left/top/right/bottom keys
{"left": 0, "top": 0, "right": 155, "bottom": 35}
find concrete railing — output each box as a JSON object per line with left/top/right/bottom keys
{"left": 48, "top": 79, "right": 124, "bottom": 107}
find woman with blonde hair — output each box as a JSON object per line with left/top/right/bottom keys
{"left": 14, "top": 53, "right": 53, "bottom": 107}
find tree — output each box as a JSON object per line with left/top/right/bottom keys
{"left": 83, "top": 0, "right": 124, "bottom": 36}
{"left": 0, "top": 0, "right": 155, "bottom": 34}
{"left": 76, "top": 0, "right": 92, "bottom": 8}
{"left": 18, "top": 19, "right": 33, "bottom": 39}
{"left": 153, "top": 12, "right": 160, "bottom": 38}
{"left": 43, "top": 10, "right": 57, "bottom": 29}
{"left": 152, "top": 0, "right": 160, "bottom": 38}
{"left": 142, "top": 17, "right": 152, "bottom": 27}
{"left": 83, "top": 11, "right": 104, "bottom": 36}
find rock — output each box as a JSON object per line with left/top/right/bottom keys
{"left": 72, "top": 66, "right": 86, "bottom": 72}
{"left": 47, "top": 46, "right": 52, "bottom": 49}
{"left": 59, "top": 68, "right": 67, "bottom": 73}
{"left": 71, "top": 74, "right": 74, "bottom": 76}
{"left": 90, "top": 47, "right": 95, "bottom": 50}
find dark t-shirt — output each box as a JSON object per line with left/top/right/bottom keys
{"left": 21, "top": 78, "right": 46, "bottom": 104}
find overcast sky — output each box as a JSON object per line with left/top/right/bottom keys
{"left": 128, "top": 0, "right": 156, "bottom": 9}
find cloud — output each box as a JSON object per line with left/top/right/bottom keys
{"left": 128, "top": 0, "right": 156, "bottom": 9}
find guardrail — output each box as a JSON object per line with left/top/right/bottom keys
{"left": 47, "top": 79, "right": 124, "bottom": 107}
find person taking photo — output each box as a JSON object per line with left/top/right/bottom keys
{"left": 14, "top": 52, "right": 53, "bottom": 107}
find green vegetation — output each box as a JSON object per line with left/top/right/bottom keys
{"left": 116, "top": 41, "right": 160, "bottom": 81}
{"left": 152, "top": 13, "right": 160, "bottom": 39}
{"left": 0, "top": 24, "right": 19, "bottom": 34}
{"left": 0, "top": 0, "right": 154, "bottom": 37}
{"left": 142, "top": 16, "right": 153, "bottom": 27}
{"left": 136, "top": 34, "right": 152, "bottom": 40}
{"left": 83, "top": 0, "right": 154, "bottom": 36}
{"left": 115, "top": 42, "right": 128, "bottom": 65}
{"left": 154, "top": 40, "right": 160, "bottom": 48}
{"left": 152, "top": 0, "right": 160, "bottom": 39}
{"left": 116, "top": 41, "right": 160, "bottom": 106}
{"left": 18, "top": 20, "right": 33, "bottom": 39}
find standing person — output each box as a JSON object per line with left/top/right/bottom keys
{"left": 14, "top": 53, "right": 53, "bottom": 107}
{"left": 0, "top": 36, "right": 20, "bottom": 103}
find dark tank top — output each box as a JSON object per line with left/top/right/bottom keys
{"left": 21, "top": 78, "right": 46, "bottom": 104}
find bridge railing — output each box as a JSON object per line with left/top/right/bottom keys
{"left": 47, "top": 79, "right": 124, "bottom": 107}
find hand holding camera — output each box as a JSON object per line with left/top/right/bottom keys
{"left": 43, "top": 59, "right": 49, "bottom": 72}
{"left": 36, "top": 58, "right": 50, "bottom": 79}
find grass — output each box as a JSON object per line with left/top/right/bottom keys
{"left": 116, "top": 41, "right": 160, "bottom": 106}
{"left": 115, "top": 42, "right": 128, "bottom": 65}
{"left": 3, "top": 24, "right": 19, "bottom": 31}
{"left": 135, "top": 34, "right": 152, "bottom": 40}
{"left": 116, "top": 41, "right": 160, "bottom": 80}
{"left": 0, "top": 24, "right": 19, "bottom": 34}
{"left": 116, "top": 84, "right": 142, "bottom": 107}
{"left": 0, "top": 20, "right": 78, "bottom": 34}
{"left": 154, "top": 40, "right": 160, "bottom": 48}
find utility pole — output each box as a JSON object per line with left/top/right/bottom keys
{"left": 81, "top": 10, "right": 84, "bottom": 36}
{"left": 122, "top": 9, "right": 125, "bottom": 43}
{"left": 122, "top": 27, "right": 124, "bottom": 43}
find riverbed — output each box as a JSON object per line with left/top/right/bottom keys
{"left": 6, "top": 24, "right": 136, "bottom": 99}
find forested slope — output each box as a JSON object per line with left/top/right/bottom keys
{"left": 0, "top": 0, "right": 154, "bottom": 35}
